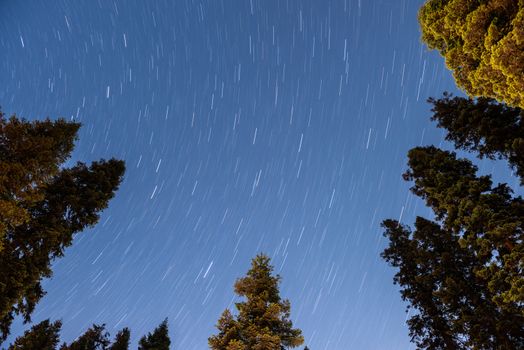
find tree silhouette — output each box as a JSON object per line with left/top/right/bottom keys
{"left": 382, "top": 146, "right": 524, "bottom": 348}
{"left": 0, "top": 112, "right": 125, "bottom": 342}
{"left": 138, "top": 319, "right": 171, "bottom": 350}
{"left": 7, "top": 319, "right": 62, "bottom": 350}
{"left": 429, "top": 93, "right": 524, "bottom": 183}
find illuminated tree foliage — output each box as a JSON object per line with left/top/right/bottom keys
{"left": 419, "top": 0, "right": 524, "bottom": 108}
{"left": 209, "top": 254, "right": 304, "bottom": 350}
{"left": 0, "top": 112, "right": 125, "bottom": 342}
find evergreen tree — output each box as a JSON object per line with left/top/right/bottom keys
{"left": 0, "top": 112, "right": 125, "bottom": 342}
{"left": 138, "top": 319, "right": 170, "bottom": 350}
{"left": 109, "top": 328, "right": 130, "bottom": 350}
{"left": 382, "top": 146, "right": 524, "bottom": 349}
{"left": 60, "top": 324, "right": 110, "bottom": 350}
{"left": 8, "top": 321, "right": 134, "bottom": 350}
{"left": 209, "top": 254, "right": 304, "bottom": 350}
{"left": 418, "top": 0, "right": 524, "bottom": 108}
{"left": 7, "top": 319, "right": 62, "bottom": 350}
{"left": 428, "top": 93, "right": 524, "bottom": 183}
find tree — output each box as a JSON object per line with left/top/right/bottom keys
{"left": 109, "top": 328, "right": 130, "bottom": 350}
{"left": 7, "top": 319, "right": 62, "bottom": 350}
{"left": 59, "top": 324, "right": 133, "bottom": 350}
{"left": 382, "top": 146, "right": 524, "bottom": 349}
{"left": 209, "top": 254, "right": 304, "bottom": 350}
{"left": 138, "top": 319, "right": 171, "bottom": 350}
{"left": 60, "top": 324, "right": 110, "bottom": 350}
{"left": 428, "top": 93, "right": 524, "bottom": 183}
{"left": 0, "top": 112, "right": 125, "bottom": 342}
{"left": 418, "top": 0, "right": 524, "bottom": 108}
{"left": 9, "top": 323, "right": 133, "bottom": 350}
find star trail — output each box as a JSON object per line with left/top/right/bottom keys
{"left": 0, "top": 1, "right": 491, "bottom": 349}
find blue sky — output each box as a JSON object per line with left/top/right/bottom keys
{"left": 0, "top": 1, "right": 503, "bottom": 349}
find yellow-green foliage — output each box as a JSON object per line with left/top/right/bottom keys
{"left": 419, "top": 0, "right": 524, "bottom": 108}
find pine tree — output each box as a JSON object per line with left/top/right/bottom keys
{"left": 138, "top": 319, "right": 171, "bottom": 350}
{"left": 418, "top": 0, "right": 524, "bottom": 108}
{"left": 109, "top": 328, "right": 130, "bottom": 350}
{"left": 428, "top": 93, "right": 524, "bottom": 183}
{"left": 60, "top": 324, "right": 110, "bottom": 350}
{"left": 8, "top": 321, "right": 136, "bottom": 350}
{"left": 7, "top": 319, "right": 62, "bottom": 350}
{"left": 0, "top": 112, "right": 125, "bottom": 342}
{"left": 209, "top": 254, "right": 304, "bottom": 350}
{"left": 382, "top": 146, "right": 524, "bottom": 349}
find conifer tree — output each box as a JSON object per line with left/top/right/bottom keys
{"left": 0, "top": 112, "right": 125, "bottom": 342}
{"left": 418, "top": 0, "right": 524, "bottom": 108}
{"left": 138, "top": 319, "right": 170, "bottom": 350}
{"left": 382, "top": 146, "right": 524, "bottom": 349}
{"left": 428, "top": 93, "right": 524, "bottom": 183}
{"left": 60, "top": 324, "right": 110, "bottom": 350}
{"left": 209, "top": 254, "right": 304, "bottom": 350}
{"left": 7, "top": 319, "right": 62, "bottom": 350}
{"left": 8, "top": 321, "right": 137, "bottom": 350}
{"left": 109, "top": 328, "right": 130, "bottom": 350}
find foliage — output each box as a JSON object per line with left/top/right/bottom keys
{"left": 60, "top": 324, "right": 110, "bottom": 350}
{"left": 209, "top": 254, "right": 304, "bottom": 350}
{"left": 419, "top": 0, "right": 524, "bottom": 108}
{"left": 138, "top": 319, "right": 171, "bottom": 350}
{"left": 7, "top": 321, "right": 163, "bottom": 350}
{"left": 429, "top": 93, "right": 524, "bottom": 183}
{"left": 0, "top": 112, "right": 125, "bottom": 342}
{"left": 7, "top": 319, "right": 62, "bottom": 350}
{"left": 382, "top": 146, "right": 524, "bottom": 349}
{"left": 109, "top": 328, "right": 130, "bottom": 350}
{"left": 59, "top": 324, "right": 132, "bottom": 350}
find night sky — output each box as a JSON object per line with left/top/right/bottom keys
{"left": 2, "top": 1, "right": 512, "bottom": 349}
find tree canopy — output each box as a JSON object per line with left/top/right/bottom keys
{"left": 382, "top": 142, "right": 524, "bottom": 347}
{"left": 428, "top": 93, "right": 524, "bottom": 183}
{"left": 419, "top": 0, "right": 524, "bottom": 108}
{"left": 7, "top": 319, "right": 62, "bottom": 350}
{"left": 59, "top": 324, "right": 110, "bottom": 350}
{"left": 138, "top": 319, "right": 171, "bottom": 350}
{"left": 8, "top": 320, "right": 164, "bottom": 350}
{"left": 209, "top": 254, "right": 304, "bottom": 350}
{"left": 108, "top": 328, "right": 130, "bottom": 350}
{"left": 0, "top": 112, "right": 125, "bottom": 342}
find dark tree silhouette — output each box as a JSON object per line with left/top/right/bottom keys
{"left": 7, "top": 319, "right": 62, "bottom": 350}
{"left": 109, "top": 328, "right": 130, "bottom": 350}
{"left": 59, "top": 324, "right": 110, "bottom": 350}
{"left": 382, "top": 146, "right": 524, "bottom": 349}
{"left": 0, "top": 112, "right": 125, "bottom": 342}
{"left": 138, "top": 319, "right": 171, "bottom": 350}
{"left": 429, "top": 93, "right": 524, "bottom": 183}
